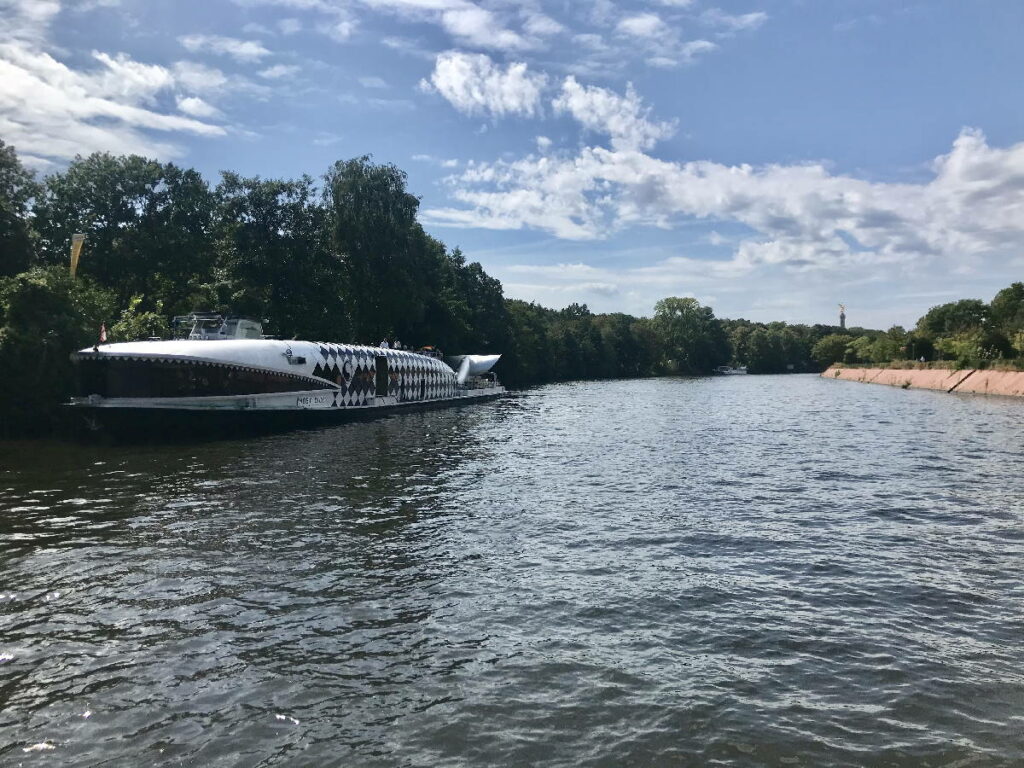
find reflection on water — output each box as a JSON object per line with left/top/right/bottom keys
{"left": 2, "top": 376, "right": 1023, "bottom": 766}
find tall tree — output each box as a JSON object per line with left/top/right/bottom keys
{"left": 811, "top": 334, "right": 851, "bottom": 368}
{"left": 653, "top": 296, "right": 730, "bottom": 374}
{"left": 916, "top": 299, "right": 990, "bottom": 337}
{"left": 326, "top": 156, "right": 425, "bottom": 341}
{"left": 0, "top": 139, "right": 41, "bottom": 277}
{"left": 215, "top": 172, "right": 345, "bottom": 340}
{"left": 990, "top": 282, "right": 1024, "bottom": 334}
{"left": 0, "top": 268, "right": 114, "bottom": 435}
{"left": 33, "top": 153, "right": 215, "bottom": 313}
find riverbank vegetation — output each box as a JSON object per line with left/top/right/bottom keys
{"left": 807, "top": 288, "right": 1024, "bottom": 371}
{"left": 1, "top": 138, "right": 1019, "bottom": 435}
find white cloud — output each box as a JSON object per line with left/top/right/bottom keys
{"left": 231, "top": 0, "right": 334, "bottom": 11}
{"left": 358, "top": 75, "right": 388, "bottom": 88}
{"left": 0, "top": 42, "right": 225, "bottom": 163}
{"left": 1, "top": 0, "right": 61, "bottom": 44}
{"left": 701, "top": 8, "right": 769, "bottom": 32}
{"left": 259, "top": 63, "right": 300, "bottom": 79}
{"left": 602, "top": 8, "right": 718, "bottom": 68}
{"left": 573, "top": 33, "right": 606, "bottom": 50}
{"left": 492, "top": 259, "right": 728, "bottom": 315}
{"left": 552, "top": 77, "right": 676, "bottom": 151}
{"left": 318, "top": 18, "right": 357, "bottom": 41}
{"left": 176, "top": 95, "right": 222, "bottom": 118}
{"left": 490, "top": 255, "right": 776, "bottom": 318}
{"left": 617, "top": 13, "right": 667, "bottom": 39}
{"left": 171, "top": 61, "right": 229, "bottom": 93}
{"left": 312, "top": 131, "right": 343, "bottom": 146}
{"left": 412, "top": 153, "right": 459, "bottom": 167}
{"left": 358, "top": 0, "right": 531, "bottom": 50}
{"left": 232, "top": 0, "right": 551, "bottom": 49}
{"left": 87, "top": 52, "right": 175, "bottom": 103}
{"left": 366, "top": 97, "right": 414, "bottom": 110}
{"left": 522, "top": 11, "right": 564, "bottom": 37}
{"left": 439, "top": 6, "right": 530, "bottom": 50}
{"left": 231, "top": 0, "right": 356, "bottom": 41}
{"left": 178, "top": 34, "right": 271, "bottom": 62}
{"left": 423, "top": 129, "right": 1024, "bottom": 313}
{"left": 678, "top": 39, "right": 717, "bottom": 62}
{"left": 421, "top": 50, "right": 546, "bottom": 118}
{"left": 242, "top": 21, "right": 273, "bottom": 35}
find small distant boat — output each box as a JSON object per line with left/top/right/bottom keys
{"left": 715, "top": 365, "right": 748, "bottom": 375}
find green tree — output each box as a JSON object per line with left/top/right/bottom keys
{"left": 916, "top": 299, "right": 990, "bottom": 338}
{"left": 0, "top": 268, "right": 115, "bottom": 435}
{"left": 990, "top": 282, "right": 1024, "bottom": 335}
{"left": 811, "top": 333, "right": 851, "bottom": 368}
{"left": 215, "top": 172, "right": 344, "bottom": 341}
{"left": 0, "top": 139, "right": 41, "bottom": 277}
{"left": 501, "top": 299, "right": 556, "bottom": 386}
{"left": 652, "top": 296, "right": 730, "bottom": 374}
{"left": 744, "top": 327, "right": 781, "bottom": 373}
{"left": 451, "top": 251, "right": 508, "bottom": 352}
{"left": 326, "top": 156, "right": 426, "bottom": 341}
{"left": 934, "top": 329, "right": 1011, "bottom": 365}
{"left": 34, "top": 153, "right": 216, "bottom": 314}
{"left": 109, "top": 295, "right": 169, "bottom": 342}
{"left": 845, "top": 335, "right": 875, "bottom": 363}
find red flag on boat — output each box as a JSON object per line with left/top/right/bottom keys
{"left": 99, "top": 323, "right": 107, "bottom": 344}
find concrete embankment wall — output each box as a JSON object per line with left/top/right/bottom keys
{"left": 822, "top": 366, "right": 1024, "bottom": 397}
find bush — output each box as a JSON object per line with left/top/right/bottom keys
{"left": 110, "top": 296, "right": 169, "bottom": 341}
{"left": 0, "top": 268, "right": 114, "bottom": 436}
{"left": 811, "top": 334, "right": 851, "bottom": 368}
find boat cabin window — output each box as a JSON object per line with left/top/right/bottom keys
{"left": 236, "top": 320, "right": 263, "bottom": 339}
{"left": 177, "top": 315, "right": 264, "bottom": 340}
{"left": 375, "top": 356, "right": 389, "bottom": 397}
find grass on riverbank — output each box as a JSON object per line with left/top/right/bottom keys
{"left": 829, "top": 359, "right": 1024, "bottom": 371}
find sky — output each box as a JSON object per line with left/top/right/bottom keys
{"left": 2, "top": 0, "right": 1024, "bottom": 329}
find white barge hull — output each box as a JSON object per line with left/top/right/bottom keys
{"left": 68, "top": 339, "right": 504, "bottom": 436}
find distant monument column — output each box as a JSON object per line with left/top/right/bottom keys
{"left": 839, "top": 304, "right": 846, "bottom": 330}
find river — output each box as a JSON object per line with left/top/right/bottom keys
{"left": 1, "top": 375, "right": 1023, "bottom": 766}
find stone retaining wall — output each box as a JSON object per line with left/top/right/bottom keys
{"left": 822, "top": 366, "right": 1024, "bottom": 397}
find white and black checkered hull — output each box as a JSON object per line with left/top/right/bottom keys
{"left": 68, "top": 339, "right": 504, "bottom": 437}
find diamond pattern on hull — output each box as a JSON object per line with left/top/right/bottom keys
{"left": 310, "top": 344, "right": 457, "bottom": 407}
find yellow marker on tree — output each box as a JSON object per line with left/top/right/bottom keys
{"left": 70, "top": 233, "right": 86, "bottom": 278}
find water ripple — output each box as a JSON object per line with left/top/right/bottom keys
{"left": 2, "top": 376, "right": 1024, "bottom": 765}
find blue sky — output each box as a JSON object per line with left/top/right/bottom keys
{"left": 3, "top": 0, "right": 1024, "bottom": 328}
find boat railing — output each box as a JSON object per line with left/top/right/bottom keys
{"left": 171, "top": 313, "right": 264, "bottom": 340}
{"left": 460, "top": 373, "right": 502, "bottom": 390}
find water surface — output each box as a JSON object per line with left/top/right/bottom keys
{"left": 2, "top": 376, "right": 1023, "bottom": 766}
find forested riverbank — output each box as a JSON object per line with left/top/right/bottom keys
{"left": 3, "top": 138, "right": 1024, "bottom": 436}
{"left": 0, "top": 140, "right": 846, "bottom": 436}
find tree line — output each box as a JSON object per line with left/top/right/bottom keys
{"left": 4, "top": 138, "right": 1019, "bottom": 436}
{"left": 806, "top": 288, "right": 1024, "bottom": 370}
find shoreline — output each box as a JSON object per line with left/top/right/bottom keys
{"left": 822, "top": 366, "right": 1024, "bottom": 397}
